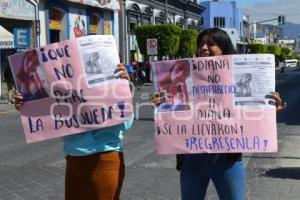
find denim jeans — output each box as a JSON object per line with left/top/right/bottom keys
{"left": 180, "top": 154, "right": 245, "bottom": 200}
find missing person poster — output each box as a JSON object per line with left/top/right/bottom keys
{"left": 153, "top": 54, "right": 277, "bottom": 154}
{"left": 8, "top": 35, "right": 133, "bottom": 143}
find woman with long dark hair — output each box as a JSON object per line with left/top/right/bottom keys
{"left": 152, "top": 28, "right": 286, "bottom": 200}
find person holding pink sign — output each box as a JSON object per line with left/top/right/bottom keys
{"left": 151, "top": 28, "right": 286, "bottom": 200}
{"left": 15, "top": 64, "right": 133, "bottom": 200}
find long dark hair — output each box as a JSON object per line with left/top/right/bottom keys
{"left": 196, "top": 28, "right": 236, "bottom": 56}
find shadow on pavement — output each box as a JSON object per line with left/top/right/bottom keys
{"left": 264, "top": 167, "right": 300, "bottom": 180}
{"left": 276, "top": 71, "right": 300, "bottom": 126}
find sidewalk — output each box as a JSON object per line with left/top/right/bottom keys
{"left": 205, "top": 125, "right": 300, "bottom": 200}
{"left": 0, "top": 100, "right": 15, "bottom": 115}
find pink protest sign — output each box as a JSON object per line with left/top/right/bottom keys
{"left": 153, "top": 54, "right": 277, "bottom": 154}
{"left": 8, "top": 35, "right": 133, "bottom": 143}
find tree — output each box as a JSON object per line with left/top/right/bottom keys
{"left": 247, "top": 44, "right": 268, "bottom": 53}
{"left": 134, "top": 25, "right": 155, "bottom": 56}
{"left": 267, "top": 45, "right": 281, "bottom": 57}
{"left": 280, "top": 47, "right": 291, "bottom": 60}
{"left": 134, "top": 24, "right": 182, "bottom": 59}
{"left": 177, "top": 29, "right": 199, "bottom": 58}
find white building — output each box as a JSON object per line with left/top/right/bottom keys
{"left": 119, "top": 0, "right": 205, "bottom": 64}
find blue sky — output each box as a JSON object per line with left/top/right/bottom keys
{"left": 200, "top": 0, "right": 300, "bottom": 24}
{"left": 236, "top": 0, "right": 272, "bottom": 7}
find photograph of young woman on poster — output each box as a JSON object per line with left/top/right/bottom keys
{"left": 155, "top": 60, "right": 191, "bottom": 112}
{"left": 15, "top": 50, "right": 49, "bottom": 102}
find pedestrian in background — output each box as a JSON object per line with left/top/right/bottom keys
{"left": 151, "top": 28, "right": 286, "bottom": 200}
{"left": 144, "top": 57, "right": 152, "bottom": 83}
{"left": 14, "top": 64, "right": 133, "bottom": 200}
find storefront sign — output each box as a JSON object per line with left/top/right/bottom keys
{"left": 0, "top": 0, "right": 35, "bottom": 20}
{"left": 0, "top": 40, "right": 13, "bottom": 48}
{"left": 66, "top": 0, "right": 120, "bottom": 10}
{"left": 13, "top": 28, "right": 31, "bottom": 49}
{"left": 0, "top": 25, "right": 14, "bottom": 49}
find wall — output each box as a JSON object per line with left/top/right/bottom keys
{"left": 200, "top": 1, "right": 243, "bottom": 47}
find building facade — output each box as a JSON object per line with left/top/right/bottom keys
{"left": 39, "top": 0, "right": 120, "bottom": 46}
{"left": 278, "top": 39, "right": 296, "bottom": 50}
{"left": 0, "top": 0, "right": 39, "bottom": 99}
{"left": 119, "top": 0, "right": 205, "bottom": 64}
{"left": 200, "top": 0, "right": 243, "bottom": 50}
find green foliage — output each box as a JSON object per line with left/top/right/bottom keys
{"left": 248, "top": 43, "right": 296, "bottom": 61}
{"left": 247, "top": 44, "right": 268, "bottom": 53}
{"left": 267, "top": 45, "right": 281, "bottom": 57}
{"left": 177, "top": 29, "right": 199, "bottom": 58}
{"left": 134, "top": 24, "right": 182, "bottom": 58}
{"left": 279, "top": 47, "right": 291, "bottom": 60}
{"left": 134, "top": 25, "right": 156, "bottom": 56}
{"left": 281, "top": 47, "right": 291, "bottom": 56}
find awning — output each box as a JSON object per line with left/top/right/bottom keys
{"left": 0, "top": 25, "right": 14, "bottom": 49}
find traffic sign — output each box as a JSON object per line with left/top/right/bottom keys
{"left": 147, "top": 38, "right": 158, "bottom": 56}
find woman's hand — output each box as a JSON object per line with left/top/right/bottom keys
{"left": 268, "top": 92, "right": 287, "bottom": 111}
{"left": 14, "top": 91, "right": 24, "bottom": 111}
{"left": 115, "top": 64, "right": 130, "bottom": 81}
{"left": 150, "top": 91, "right": 166, "bottom": 107}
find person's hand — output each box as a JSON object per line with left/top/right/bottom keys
{"left": 267, "top": 92, "right": 287, "bottom": 111}
{"left": 150, "top": 91, "right": 166, "bottom": 107}
{"left": 115, "top": 64, "right": 130, "bottom": 81}
{"left": 14, "top": 91, "right": 24, "bottom": 110}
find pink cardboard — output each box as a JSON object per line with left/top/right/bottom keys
{"left": 8, "top": 36, "right": 133, "bottom": 143}
{"left": 153, "top": 55, "right": 277, "bottom": 154}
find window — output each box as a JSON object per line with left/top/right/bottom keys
{"left": 142, "top": 16, "right": 151, "bottom": 24}
{"left": 49, "top": 8, "right": 63, "bottom": 30}
{"left": 49, "top": 8, "right": 62, "bottom": 21}
{"left": 49, "top": 8, "right": 64, "bottom": 43}
{"left": 89, "top": 14, "right": 101, "bottom": 35}
{"left": 214, "top": 17, "right": 225, "bottom": 28}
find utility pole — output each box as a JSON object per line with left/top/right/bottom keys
{"left": 120, "top": 0, "right": 128, "bottom": 64}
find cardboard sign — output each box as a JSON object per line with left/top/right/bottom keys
{"left": 9, "top": 35, "right": 133, "bottom": 143}
{"left": 153, "top": 54, "right": 277, "bottom": 154}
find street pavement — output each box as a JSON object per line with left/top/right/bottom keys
{"left": 0, "top": 69, "right": 299, "bottom": 200}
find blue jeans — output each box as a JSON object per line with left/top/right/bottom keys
{"left": 180, "top": 154, "right": 245, "bottom": 200}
